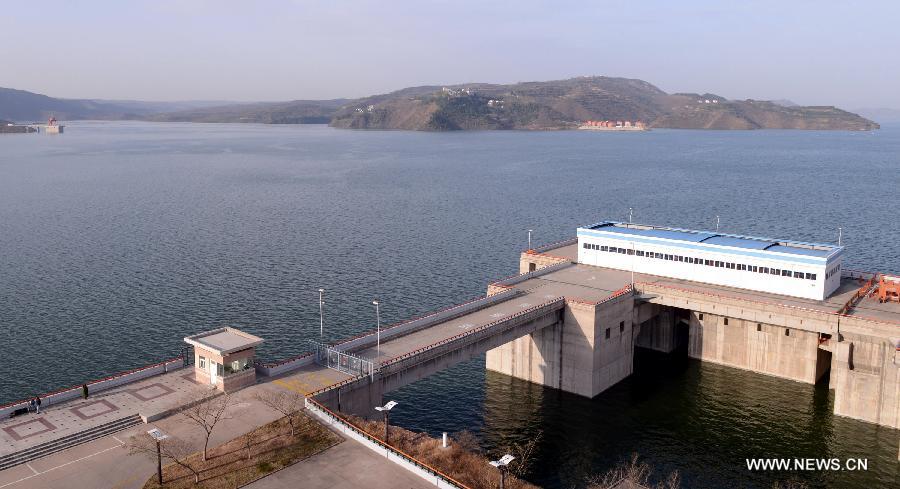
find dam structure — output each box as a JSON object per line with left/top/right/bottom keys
{"left": 298, "top": 221, "right": 899, "bottom": 438}
{"left": 2, "top": 220, "right": 898, "bottom": 472}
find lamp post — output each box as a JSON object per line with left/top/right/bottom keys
{"left": 489, "top": 454, "right": 515, "bottom": 489}
{"left": 372, "top": 300, "right": 381, "bottom": 358}
{"left": 374, "top": 400, "right": 397, "bottom": 445}
{"left": 318, "top": 288, "right": 325, "bottom": 339}
{"left": 629, "top": 207, "right": 633, "bottom": 224}
{"left": 147, "top": 428, "right": 169, "bottom": 485}
{"left": 716, "top": 215, "right": 720, "bottom": 232}
{"left": 527, "top": 229, "right": 533, "bottom": 250}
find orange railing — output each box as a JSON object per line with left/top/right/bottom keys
{"left": 837, "top": 275, "right": 878, "bottom": 315}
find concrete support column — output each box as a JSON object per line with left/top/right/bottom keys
{"left": 831, "top": 338, "right": 900, "bottom": 429}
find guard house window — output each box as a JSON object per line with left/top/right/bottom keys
{"left": 618, "top": 248, "right": 626, "bottom": 254}
{"left": 627, "top": 249, "right": 634, "bottom": 255}
{"left": 605, "top": 327, "right": 611, "bottom": 339}
{"left": 636, "top": 250, "right": 645, "bottom": 257}
{"left": 584, "top": 243, "right": 590, "bottom": 249}
{"left": 199, "top": 356, "right": 206, "bottom": 369}
{"left": 217, "top": 362, "right": 224, "bottom": 376}
{"left": 715, "top": 261, "right": 724, "bottom": 267}
{"left": 761, "top": 267, "right": 769, "bottom": 274}
{"left": 601, "top": 246, "right": 608, "bottom": 252}
{"left": 750, "top": 266, "right": 758, "bottom": 272}
{"left": 771, "top": 268, "right": 780, "bottom": 275}
{"left": 705, "top": 260, "right": 713, "bottom": 266}
{"left": 794, "top": 271, "right": 804, "bottom": 279}
{"left": 807, "top": 273, "right": 817, "bottom": 280}
{"left": 620, "top": 321, "right": 625, "bottom": 333}
{"left": 782, "top": 269, "right": 792, "bottom": 277}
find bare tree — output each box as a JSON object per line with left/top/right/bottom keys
{"left": 180, "top": 393, "right": 230, "bottom": 461}
{"left": 491, "top": 431, "right": 543, "bottom": 480}
{"left": 586, "top": 453, "right": 681, "bottom": 489}
{"left": 127, "top": 432, "right": 202, "bottom": 484}
{"left": 255, "top": 390, "right": 305, "bottom": 436}
{"left": 243, "top": 425, "right": 264, "bottom": 461}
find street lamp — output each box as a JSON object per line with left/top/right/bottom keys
{"left": 374, "top": 400, "right": 397, "bottom": 445}
{"left": 318, "top": 288, "right": 325, "bottom": 339}
{"left": 147, "top": 428, "right": 169, "bottom": 485}
{"left": 372, "top": 300, "right": 381, "bottom": 358}
{"left": 489, "top": 454, "right": 515, "bottom": 489}
{"left": 629, "top": 207, "right": 633, "bottom": 224}
{"left": 527, "top": 229, "right": 533, "bottom": 250}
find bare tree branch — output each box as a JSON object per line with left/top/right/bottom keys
{"left": 127, "top": 432, "right": 202, "bottom": 484}
{"left": 255, "top": 390, "right": 305, "bottom": 436}
{"left": 180, "top": 393, "right": 230, "bottom": 461}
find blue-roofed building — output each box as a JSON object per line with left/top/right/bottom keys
{"left": 576, "top": 221, "right": 843, "bottom": 300}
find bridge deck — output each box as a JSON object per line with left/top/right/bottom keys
{"left": 278, "top": 259, "right": 898, "bottom": 399}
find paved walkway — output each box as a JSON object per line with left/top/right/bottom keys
{"left": 245, "top": 437, "right": 432, "bottom": 489}
{"left": 0, "top": 368, "right": 212, "bottom": 457}
{"left": 0, "top": 379, "right": 433, "bottom": 489}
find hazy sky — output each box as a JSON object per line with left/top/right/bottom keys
{"left": 2, "top": 1, "right": 898, "bottom": 108}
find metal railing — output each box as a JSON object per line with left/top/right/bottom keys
{"left": 308, "top": 340, "right": 374, "bottom": 378}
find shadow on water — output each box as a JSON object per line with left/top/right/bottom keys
{"left": 393, "top": 349, "right": 898, "bottom": 489}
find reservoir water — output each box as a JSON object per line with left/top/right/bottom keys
{"left": 1, "top": 121, "right": 898, "bottom": 487}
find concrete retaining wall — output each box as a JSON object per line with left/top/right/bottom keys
{"left": 1, "top": 357, "right": 184, "bottom": 419}
{"left": 255, "top": 354, "right": 315, "bottom": 377}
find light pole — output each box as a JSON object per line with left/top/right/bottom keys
{"left": 147, "top": 428, "right": 169, "bottom": 485}
{"left": 527, "top": 229, "right": 533, "bottom": 250}
{"left": 716, "top": 215, "right": 720, "bottom": 232}
{"left": 374, "top": 400, "right": 397, "bottom": 445}
{"left": 318, "top": 288, "right": 325, "bottom": 339}
{"left": 489, "top": 454, "right": 515, "bottom": 489}
{"left": 372, "top": 300, "right": 381, "bottom": 358}
{"left": 629, "top": 207, "right": 633, "bottom": 224}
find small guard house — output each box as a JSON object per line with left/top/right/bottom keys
{"left": 184, "top": 327, "right": 263, "bottom": 392}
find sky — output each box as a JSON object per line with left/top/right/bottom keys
{"left": 2, "top": 1, "right": 898, "bottom": 108}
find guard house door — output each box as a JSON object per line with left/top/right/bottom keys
{"left": 209, "top": 361, "right": 218, "bottom": 385}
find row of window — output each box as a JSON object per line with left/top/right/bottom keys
{"left": 583, "top": 242, "right": 819, "bottom": 281}
{"left": 825, "top": 265, "right": 840, "bottom": 280}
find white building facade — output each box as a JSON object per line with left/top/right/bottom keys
{"left": 577, "top": 222, "right": 843, "bottom": 301}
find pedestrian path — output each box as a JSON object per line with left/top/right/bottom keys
{"left": 0, "top": 369, "right": 211, "bottom": 457}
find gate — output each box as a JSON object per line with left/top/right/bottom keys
{"left": 308, "top": 340, "right": 374, "bottom": 378}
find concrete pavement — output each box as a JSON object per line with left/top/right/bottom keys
{"left": 245, "top": 439, "right": 432, "bottom": 489}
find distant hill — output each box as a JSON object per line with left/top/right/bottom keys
{"left": 328, "top": 78, "right": 878, "bottom": 131}
{"left": 0, "top": 87, "right": 241, "bottom": 122}
{"left": 1, "top": 78, "right": 879, "bottom": 130}
{"left": 146, "top": 99, "right": 347, "bottom": 124}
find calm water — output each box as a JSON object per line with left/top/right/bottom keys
{"left": 1, "top": 122, "right": 898, "bottom": 487}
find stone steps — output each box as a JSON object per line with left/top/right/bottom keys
{"left": 0, "top": 414, "right": 142, "bottom": 471}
